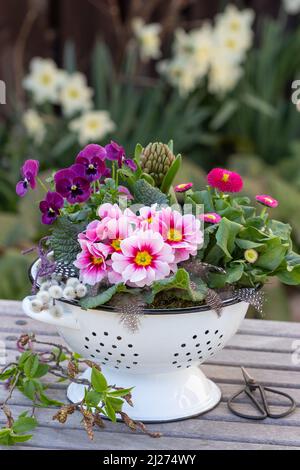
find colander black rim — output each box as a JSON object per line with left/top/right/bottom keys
{"left": 28, "top": 259, "right": 244, "bottom": 315}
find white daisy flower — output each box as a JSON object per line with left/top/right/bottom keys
{"left": 283, "top": 0, "right": 300, "bottom": 15}
{"left": 59, "top": 72, "right": 93, "bottom": 116}
{"left": 22, "top": 109, "right": 46, "bottom": 144}
{"left": 69, "top": 110, "right": 115, "bottom": 145}
{"left": 23, "top": 57, "right": 66, "bottom": 104}
{"left": 132, "top": 18, "right": 162, "bottom": 61}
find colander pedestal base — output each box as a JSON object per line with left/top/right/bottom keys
{"left": 67, "top": 366, "right": 222, "bottom": 422}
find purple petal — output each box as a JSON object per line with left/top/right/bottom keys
{"left": 46, "top": 191, "right": 64, "bottom": 209}
{"left": 22, "top": 159, "right": 39, "bottom": 178}
{"left": 124, "top": 159, "right": 137, "bottom": 171}
{"left": 76, "top": 144, "right": 106, "bottom": 162}
{"left": 16, "top": 180, "right": 28, "bottom": 197}
{"left": 118, "top": 185, "right": 134, "bottom": 200}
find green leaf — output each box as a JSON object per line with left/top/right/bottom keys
{"left": 104, "top": 399, "right": 117, "bottom": 422}
{"left": 108, "top": 387, "right": 133, "bottom": 397}
{"left": 0, "top": 367, "right": 16, "bottom": 381}
{"left": 91, "top": 367, "right": 108, "bottom": 392}
{"left": 23, "top": 354, "right": 39, "bottom": 378}
{"left": 216, "top": 218, "right": 242, "bottom": 260}
{"left": 187, "top": 189, "right": 214, "bottom": 213}
{"left": 12, "top": 416, "right": 38, "bottom": 434}
{"left": 208, "top": 264, "right": 244, "bottom": 289}
{"left": 38, "top": 392, "right": 63, "bottom": 407}
{"left": 85, "top": 390, "right": 102, "bottom": 407}
{"left": 255, "top": 237, "right": 287, "bottom": 271}
{"left": 210, "top": 99, "right": 238, "bottom": 130}
{"left": 22, "top": 379, "right": 36, "bottom": 400}
{"left": 160, "top": 154, "right": 182, "bottom": 194}
{"left": 134, "top": 143, "right": 143, "bottom": 161}
{"left": 32, "top": 363, "right": 49, "bottom": 378}
{"left": 80, "top": 283, "right": 127, "bottom": 309}
{"left": 106, "top": 396, "right": 124, "bottom": 412}
{"left": 236, "top": 239, "right": 264, "bottom": 250}
{"left": 50, "top": 216, "right": 86, "bottom": 265}
{"left": 151, "top": 269, "right": 190, "bottom": 299}
{"left": 133, "top": 179, "right": 169, "bottom": 206}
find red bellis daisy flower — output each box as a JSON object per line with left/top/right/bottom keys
{"left": 174, "top": 183, "right": 193, "bottom": 193}
{"left": 207, "top": 168, "right": 243, "bottom": 193}
{"left": 199, "top": 213, "right": 222, "bottom": 224}
{"left": 255, "top": 194, "right": 278, "bottom": 208}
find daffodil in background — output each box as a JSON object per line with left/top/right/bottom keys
{"left": 23, "top": 58, "right": 66, "bottom": 104}
{"left": 59, "top": 72, "right": 93, "bottom": 116}
{"left": 69, "top": 111, "right": 115, "bottom": 145}
{"left": 132, "top": 18, "right": 162, "bottom": 61}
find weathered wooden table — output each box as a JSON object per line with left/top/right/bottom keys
{"left": 0, "top": 300, "right": 300, "bottom": 450}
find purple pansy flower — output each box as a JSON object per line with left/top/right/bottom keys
{"left": 75, "top": 144, "right": 107, "bottom": 182}
{"left": 54, "top": 164, "right": 91, "bottom": 204}
{"left": 105, "top": 141, "right": 137, "bottom": 171}
{"left": 16, "top": 159, "right": 39, "bottom": 197}
{"left": 39, "top": 191, "right": 64, "bottom": 225}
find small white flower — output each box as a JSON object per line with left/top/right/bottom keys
{"left": 30, "top": 299, "right": 43, "bottom": 313}
{"left": 158, "top": 57, "right": 199, "bottom": 96}
{"left": 215, "top": 4, "right": 254, "bottom": 51}
{"left": 22, "top": 109, "right": 45, "bottom": 144}
{"left": 70, "top": 110, "right": 115, "bottom": 145}
{"left": 132, "top": 18, "right": 162, "bottom": 61}
{"left": 36, "top": 291, "right": 51, "bottom": 306}
{"left": 40, "top": 281, "right": 53, "bottom": 291}
{"left": 48, "top": 285, "right": 63, "bottom": 299}
{"left": 283, "top": 0, "right": 300, "bottom": 15}
{"left": 23, "top": 57, "right": 66, "bottom": 104}
{"left": 66, "top": 277, "right": 81, "bottom": 288}
{"left": 208, "top": 53, "right": 243, "bottom": 95}
{"left": 75, "top": 284, "right": 87, "bottom": 298}
{"left": 63, "top": 286, "right": 76, "bottom": 301}
{"left": 49, "top": 304, "right": 64, "bottom": 318}
{"left": 59, "top": 72, "right": 93, "bottom": 116}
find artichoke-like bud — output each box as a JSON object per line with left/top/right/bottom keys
{"left": 140, "top": 142, "right": 175, "bottom": 186}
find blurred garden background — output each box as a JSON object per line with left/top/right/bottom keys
{"left": 0, "top": 0, "right": 300, "bottom": 321}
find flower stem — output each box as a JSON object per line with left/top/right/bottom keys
{"left": 37, "top": 177, "right": 48, "bottom": 193}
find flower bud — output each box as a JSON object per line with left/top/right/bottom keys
{"left": 75, "top": 284, "right": 87, "bottom": 298}
{"left": 36, "top": 291, "right": 51, "bottom": 306}
{"left": 66, "top": 277, "right": 80, "bottom": 288}
{"left": 30, "top": 299, "right": 43, "bottom": 313}
{"left": 244, "top": 249, "right": 258, "bottom": 264}
{"left": 63, "top": 286, "right": 76, "bottom": 301}
{"left": 49, "top": 304, "right": 64, "bottom": 318}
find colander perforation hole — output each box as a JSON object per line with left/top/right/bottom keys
{"left": 104, "top": 332, "right": 109, "bottom": 336}
{"left": 121, "top": 353, "right": 125, "bottom": 357}
{"left": 186, "top": 352, "right": 191, "bottom": 356}
{"left": 112, "top": 345, "right": 117, "bottom": 349}
{"left": 108, "top": 352, "right": 112, "bottom": 356}
{"left": 92, "top": 332, "right": 96, "bottom": 336}
{"left": 177, "top": 365, "right": 181, "bottom": 368}
{"left": 192, "top": 335, "right": 197, "bottom": 339}
{"left": 96, "top": 349, "right": 100, "bottom": 353}
{"left": 219, "top": 334, "right": 223, "bottom": 339}
{"left": 116, "top": 360, "right": 121, "bottom": 363}
{"left": 205, "top": 330, "right": 209, "bottom": 335}
{"left": 133, "top": 361, "right": 138, "bottom": 365}
{"left": 206, "top": 341, "right": 211, "bottom": 345}
{"left": 214, "top": 330, "right": 219, "bottom": 335}
{"left": 85, "top": 337, "right": 89, "bottom": 342}
{"left": 134, "top": 353, "right": 139, "bottom": 357}
{"left": 218, "top": 343, "right": 221, "bottom": 347}
{"left": 181, "top": 343, "right": 186, "bottom": 348}
{"left": 90, "top": 354, "right": 95, "bottom": 358}
{"left": 188, "top": 358, "right": 192, "bottom": 362}
{"left": 195, "top": 343, "right": 200, "bottom": 348}
{"left": 172, "top": 361, "right": 177, "bottom": 364}
{"left": 84, "top": 345, "right": 89, "bottom": 350}
{"left": 117, "top": 336, "right": 122, "bottom": 340}
{"left": 174, "top": 353, "right": 179, "bottom": 357}
{"left": 128, "top": 344, "right": 133, "bottom": 348}
{"left": 100, "top": 342, "right": 104, "bottom": 347}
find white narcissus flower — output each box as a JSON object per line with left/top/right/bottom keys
{"left": 283, "top": 0, "right": 300, "bottom": 14}
{"left": 215, "top": 4, "right": 254, "bottom": 51}
{"left": 69, "top": 111, "right": 115, "bottom": 145}
{"left": 132, "top": 18, "right": 162, "bottom": 61}
{"left": 23, "top": 57, "right": 66, "bottom": 104}
{"left": 158, "top": 57, "right": 199, "bottom": 96}
{"left": 59, "top": 72, "right": 93, "bottom": 116}
{"left": 22, "top": 109, "right": 46, "bottom": 144}
{"left": 208, "top": 53, "right": 243, "bottom": 95}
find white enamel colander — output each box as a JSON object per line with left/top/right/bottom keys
{"left": 22, "top": 260, "right": 249, "bottom": 422}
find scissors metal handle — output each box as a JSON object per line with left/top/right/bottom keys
{"left": 228, "top": 381, "right": 296, "bottom": 420}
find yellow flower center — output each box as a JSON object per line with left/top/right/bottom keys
{"left": 167, "top": 228, "right": 182, "bottom": 242}
{"left": 177, "top": 184, "right": 186, "bottom": 189}
{"left": 87, "top": 119, "right": 99, "bottom": 130}
{"left": 68, "top": 88, "right": 80, "bottom": 99}
{"left": 71, "top": 185, "right": 77, "bottom": 191}
{"left": 111, "top": 239, "right": 121, "bottom": 252}
{"left": 39, "top": 73, "right": 52, "bottom": 85}
{"left": 147, "top": 217, "right": 153, "bottom": 223}
{"left": 206, "top": 214, "right": 215, "bottom": 220}
{"left": 92, "top": 256, "right": 103, "bottom": 265}
{"left": 230, "top": 20, "right": 241, "bottom": 32}
{"left": 225, "top": 38, "right": 237, "bottom": 50}
{"left": 265, "top": 197, "right": 273, "bottom": 204}
{"left": 221, "top": 172, "right": 230, "bottom": 183}
{"left": 134, "top": 250, "right": 152, "bottom": 266}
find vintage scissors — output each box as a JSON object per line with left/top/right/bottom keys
{"left": 227, "top": 367, "right": 296, "bottom": 420}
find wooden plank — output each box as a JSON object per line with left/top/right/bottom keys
{"left": 208, "top": 349, "right": 299, "bottom": 371}
{"left": 1, "top": 403, "right": 300, "bottom": 449}
{"left": 202, "top": 364, "right": 300, "bottom": 389}
{"left": 238, "top": 319, "right": 300, "bottom": 338}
